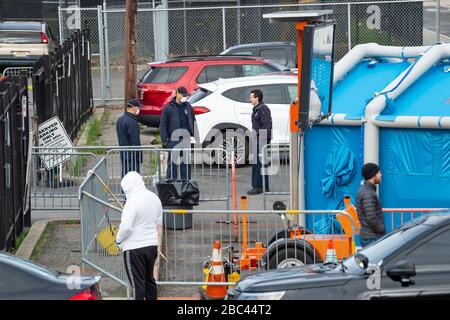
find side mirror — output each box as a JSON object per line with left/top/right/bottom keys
{"left": 386, "top": 260, "right": 416, "bottom": 287}
{"left": 354, "top": 253, "right": 369, "bottom": 270}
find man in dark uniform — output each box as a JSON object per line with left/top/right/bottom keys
{"left": 116, "top": 99, "right": 142, "bottom": 177}
{"left": 248, "top": 89, "right": 272, "bottom": 195}
{"left": 159, "top": 87, "right": 197, "bottom": 180}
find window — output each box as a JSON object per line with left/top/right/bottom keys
{"left": 188, "top": 88, "right": 212, "bottom": 104}
{"left": 406, "top": 229, "right": 450, "bottom": 266}
{"left": 250, "top": 85, "right": 285, "bottom": 104}
{"left": 242, "top": 64, "right": 275, "bottom": 77}
{"left": 228, "top": 50, "right": 253, "bottom": 56}
{"left": 196, "top": 65, "right": 238, "bottom": 84}
{"left": 141, "top": 66, "right": 188, "bottom": 84}
{"left": 0, "top": 31, "right": 42, "bottom": 44}
{"left": 260, "top": 48, "right": 287, "bottom": 66}
{"left": 222, "top": 87, "right": 245, "bottom": 102}
{"left": 288, "top": 85, "right": 298, "bottom": 103}
{"left": 233, "top": 85, "right": 286, "bottom": 104}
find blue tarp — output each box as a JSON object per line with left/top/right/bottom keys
{"left": 305, "top": 126, "right": 362, "bottom": 231}
{"left": 332, "top": 60, "right": 411, "bottom": 120}
{"left": 305, "top": 59, "right": 450, "bottom": 234}
{"left": 313, "top": 145, "right": 357, "bottom": 234}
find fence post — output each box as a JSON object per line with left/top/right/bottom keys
{"left": 436, "top": 0, "right": 441, "bottom": 43}
{"left": 222, "top": 7, "right": 227, "bottom": 51}
{"left": 103, "top": 0, "right": 111, "bottom": 100}
{"left": 347, "top": 3, "right": 352, "bottom": 52}
{"left": 97, "top": 5, "right": 105, "bottom": 106}
{"left": 58, "top": 6, "right": 64, "bottom": 45}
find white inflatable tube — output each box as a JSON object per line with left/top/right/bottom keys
{"left": 333, "top": 43, "right": 431, "bottom": 85}
{"left": 364, "top": 43, "right": 450, "bottom": 164}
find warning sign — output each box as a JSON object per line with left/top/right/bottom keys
{"left": 38, "top": 116, "right": 75, "bottom": 170}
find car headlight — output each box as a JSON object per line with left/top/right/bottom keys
{"left": 238, "top": 291, "right": 286, "bottom": 300}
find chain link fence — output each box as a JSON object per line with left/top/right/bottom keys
{"left": 54, "top": 0, "right": 441, "bottom": 102}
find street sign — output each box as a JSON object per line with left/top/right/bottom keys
{"left": 38, "top": 116, "right": 75, "bottom": 170}
{"left": 299, "top": 22, "right": 336, "bottom": 129}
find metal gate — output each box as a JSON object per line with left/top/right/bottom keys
{"left": 0, "top": 74, "right": 31, "bottom": 251}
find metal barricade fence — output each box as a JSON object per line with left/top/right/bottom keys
{"left": 383, "top": 208, "right": 448, "bottom": 232}
{"left": 32, "top": 146, "right": 231, "bottom": 210}
{"left": 79, "top": 177, "right": 357, "bottom": 289}
{"left": 79, "top": 167, "right": 446, "bottom": 291}
{"left": 2, "top": 67, "right": 34, "bottom": 78}
{"left": 31, "top": 149, "right": 99, "bottom": 211}
{"left": 101, "top": 147, "right": 230, "bottom": 205}
{"left": 2, "top": 67, "right": 34, "bottom": 107}
{"left": 261, "top": 143, "right": 290, "bottom": 210}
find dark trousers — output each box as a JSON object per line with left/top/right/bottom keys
{"left": 166, "top": 149, "right": 191, "bottom": 180}
{"left": 252, "top": 141, "right": 269, "bottom": 189}
{"left": 124, "top": 246, "right": 158, "bottom": 300}
{"left": 120, "top": 151, "right": 141, "bottom": 178}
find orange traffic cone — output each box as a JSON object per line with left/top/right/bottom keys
{"left": 325, "top": 239, "right": 338, "bottom": 264}
{"left": 200, "top": 240, "right": 228, "bottom": 300}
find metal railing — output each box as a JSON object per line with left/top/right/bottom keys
{"left": 0, "top": 74, "right": 31, "bottom": 251}
{"left": 79, "top": 159, "right": 447, "bottom": 291}
{"left": 261, "top": 143, "right": 290, "bottom": 210}
{"left": 33, "top": 28, "right": 94, "bottom": 140}
{"left": 56, "top": 0, "right": 442, "bottom": 103}
{"left": 2, "top": 67, "right": 34, "bottom": 78}
{"left": 32, "top": 146, "right": 231, "bottom": 210}
{"left": 79, "top": 178, "right": 357, "bottom": 289}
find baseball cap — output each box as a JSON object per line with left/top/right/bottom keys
{"left": 176, "top": 86, "right": 189, "bottom": 97}
{"left": 127, "top": 98, "right": 142, "bottom": 109}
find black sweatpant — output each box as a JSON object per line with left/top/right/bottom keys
{"left": 124, "top": 246, "right": 158, "bottom": 300}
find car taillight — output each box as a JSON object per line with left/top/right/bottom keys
{"left": 69, "top": 288, "right": 98, "bottom": 300}
{"left": 193, "top": 106, "right": 210, "bottom": 115}
{"left": 41, "top": 33, "right": 49, "bottom": 44}
{"left": 139, "top": 87, "right": 149, "bottom": 100}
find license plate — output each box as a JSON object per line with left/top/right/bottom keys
{"left": 13, "top": 51, "right": 28, "bottom": 57}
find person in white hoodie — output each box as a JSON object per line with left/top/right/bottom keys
{"left": 115, "top": 171, "right": 162, "bottom": 300}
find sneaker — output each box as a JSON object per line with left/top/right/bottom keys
{"left": 247, "top": 188, "right": 262, "bottom": 195}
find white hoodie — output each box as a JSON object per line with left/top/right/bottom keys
{"left": 116, "top": 171, "right": 163, "bottom": 251}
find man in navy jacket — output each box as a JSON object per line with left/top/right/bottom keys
{"left": 159, "top": 87, "right": 196, "bottom": 180}
{"left": 116, "top": 99, "right": 143, "bottom": 177}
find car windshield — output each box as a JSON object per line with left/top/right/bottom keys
{"left": 269, "top": 61, "right": 290, "bottom": 71}
{"left": 0, "top": 31, "right": 42, "bottom": 44}
{"left": 341, "top": 221, "right": 430, "bottom": 272}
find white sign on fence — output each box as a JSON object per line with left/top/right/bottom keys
{"left": 38, "top": 116, "right": 75, "bottom": 170}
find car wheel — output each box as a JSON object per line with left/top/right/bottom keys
{"left": 267, "top": 227, "right": 312, "bottom": 247}
{"left": 267, "top": 247, "right": 314, "bottom": 270}
{"left": 221, "top": 131, "right": 248, "bottom": 167}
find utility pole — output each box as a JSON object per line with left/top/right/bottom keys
{"left": 124, "top": 0, "right": 138, "bottom": 109}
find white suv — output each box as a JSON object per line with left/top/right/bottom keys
{"left": 189, "top": 74, "right": 298, "bottom": 162}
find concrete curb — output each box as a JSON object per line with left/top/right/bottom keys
{"left": 15, "top": 219, "right": 70, "bottom": 260}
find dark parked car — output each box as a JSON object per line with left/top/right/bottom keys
{"left": 221, "top": 42, "right": 297, "bottom": 69}
{"left": 0, "top": 252, "right": 102, "bottom": 300}
{"left": 227, "top": 212, "right": 450, "bottom": 300}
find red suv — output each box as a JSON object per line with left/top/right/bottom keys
{"left": 136, "top": 55, "right": 288, "bottom": 126}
